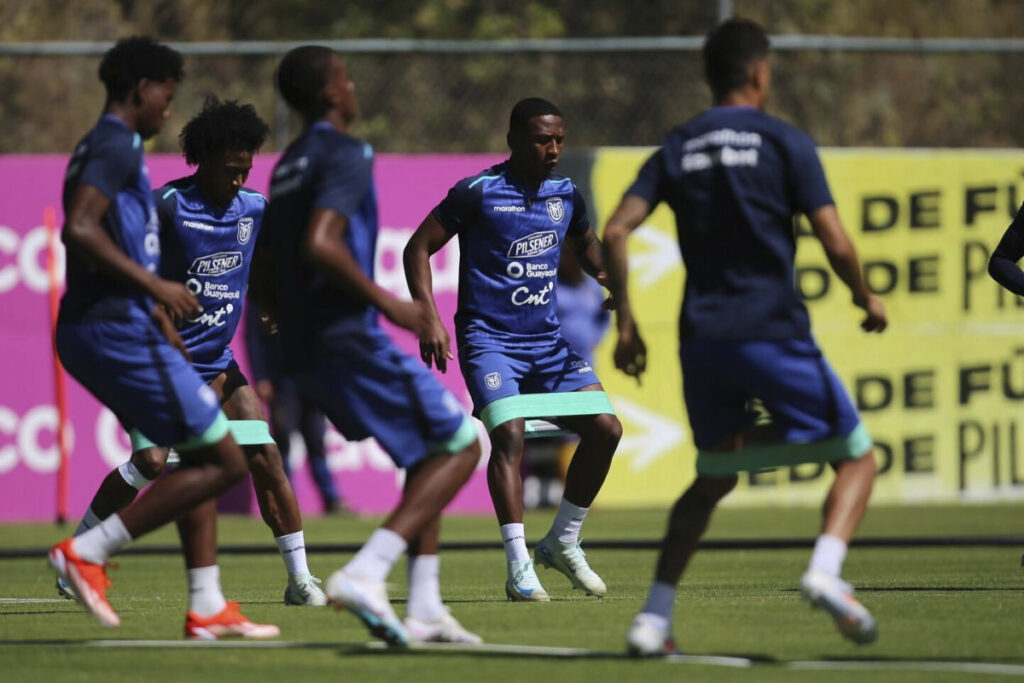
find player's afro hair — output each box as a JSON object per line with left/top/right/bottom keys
{"left": 509, "top": 97, "right": 563, "bottom": 134}
{"left": 179, "top": 97, "right": 270, "bottom": 166}
{"left": 703, "top": 18, "right": 770, "bottom": 99}
{"left": 276, "top": 45, "right": 334, "bottom": 119}
{"left": 98, "top": 36, "right": 184, "bottom": 102}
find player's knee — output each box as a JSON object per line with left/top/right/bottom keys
{"left": 246, "top": 445, "right": 285, "bottom": 478}
{"left": 130, "top": 448, "right": 168, "bottom": 481}
{"left": 690, "top": 474, "right": 738, "bottom": 508}
{"left": 596, "top": 414, "right": 623, "bottom": 447}
{"left": 489, "top": 421, "right": 525, "bottom": 456}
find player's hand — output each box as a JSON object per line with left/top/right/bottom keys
{"left": 152, "top": 306, "right": 192, "bottom": 362}
{"left": 150, "top": 277, "right": 201, "bottom": 325}
{"left": 384, "top": 298, "right": 433, "bottom": 338}
{"left": 614, "top": 323, "right": 647, "bottom": 385}
{"left": 595, "top": 272, "right": 618, "bottom": 311}
{"left": 258, "top": 312, "right": 278, "bottom": 335}
{"left": 419, "top": 316, "right": 453, "bottom": 373}
{"left": 857, "top": 294, "right": 888, "bottom": 333}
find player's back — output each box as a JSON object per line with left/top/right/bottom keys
{"left": 61, "top": 115, "right": 159, "bottom": 321}
{"left": 156, "top": 178, "right": 265, "bottom": 375}
{"left": 636, "top": 107, "right": 833, "bottom": 341}
{"left": 263, "top": 122, "right": 379, "bottom": 365}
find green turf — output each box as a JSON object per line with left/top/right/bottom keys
{"left": 0, "top": 505, "right": 1021, "bottom": 682}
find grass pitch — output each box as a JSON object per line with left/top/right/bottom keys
{"left": 0, "top": 505, "right": 1021, "bottom": 682}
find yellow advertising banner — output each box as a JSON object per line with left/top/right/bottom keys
{"left": 590, "top": 148, "right": 1024, "bottom": 507}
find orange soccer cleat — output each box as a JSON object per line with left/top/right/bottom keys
{"left": 185, "top": 601, "right": 281, "bottom": 640}
{"left": 48, "top": 538, "right": 119, "bottom": 628}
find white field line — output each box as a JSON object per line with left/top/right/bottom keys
{"left": 789, "top": 660, "right": 1024, "bottom": 677}
{"left": 0, "top": 598, "right": 65, "bottom": 604}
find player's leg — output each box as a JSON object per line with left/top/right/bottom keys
{"left": 302, "top": 402, "right": 341, "bottom": 512}
{"left": 215, "top": 366, "right": 326, "bottom": 606}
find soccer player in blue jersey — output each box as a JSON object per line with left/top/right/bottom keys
{"left": 405, "top": 98, "right": 622, "bottom": 602}
{"left": 60, "top": 98, "right": 327, "bottom": 619}
{"left": 602, "top": 19, "right": 887, "bottom": 654}
{"left": 256, "top": 46, "right": 483, "bottom": 646}
{"left": 49, "top": 37, "right": 276, "bottom": 638}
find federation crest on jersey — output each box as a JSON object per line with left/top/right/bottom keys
{"left": 237, "top": 217, "right": 254, "bottom": 244}
{"left": 485, "top": 372, "right": 502, "bottom": 390}
{"left": 545, "top": 197, "right": 564, "bottom": 223}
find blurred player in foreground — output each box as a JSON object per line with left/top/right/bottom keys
{"left": 256, "top": 46, "right": 482, "bottom": 646}
{"left": 50, "top": 37, "right": 276, "bottom": 638}
{"left": 602, "top": 18, "right": 887, "bottom": 654}
{"left": 59, "top": 98, "right": 327, "bottom": 617}
{"left": 405, "top": 98, "right": 621, "bottom": 602}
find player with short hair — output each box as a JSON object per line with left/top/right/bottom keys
{"left": 59, "top": 97, "right": 327, "bottom": 616}
{"left": 602, "top": 18, "right": 887, "bottom": 654}
{"left": 257, "top": 45, "right": 483, "bottom": 646}
{"left": 404, "top": 97, "right": 622, "bottom": 602}
{"left": 49, "top": 37, "right": 277, "bottom": 638}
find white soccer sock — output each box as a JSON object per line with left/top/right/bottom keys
{"left": 809, "top": 533, "right": 847, "bottom": 577}
{"left": 344, "top": 528, "right": 407, "bottom": 583}
{"left": 275, "top": 531, "right": 310, "bottom": 576}
{"left": 500, "top": 523, "right": 530, "bottom": 564}
{"left": 549, "top": 498, "right": 589, "bottom": 545}
{"left": 406, "top": 554, "right": 445, "bottom": 622}
{"left": 187, "top": 565, "right": 228, "bottom": 617}
{"left": 641, "top": 581, "right": 677, "bottom": 622}
{"left": 73, "top": 506, "right": 102, "bottom": 537}
{"left": 70, "top": 514, "right": 132, "bottom": 565}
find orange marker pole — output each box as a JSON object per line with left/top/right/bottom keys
{"left": 44, "top": 206, "right": 70, "bottom": 525}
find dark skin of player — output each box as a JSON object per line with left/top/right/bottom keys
{"left": 63, "top": 76, "right": 248, "bottom": 542}
{"left": 83, "top": 149, "right": 304, "bottom": 570}
{"left": 404, "top": 114, "right": 622, "bottom": 527}
{"left": 253, "top": 52, "right": 480, "bottom": 556}
{"left": 601, "top": 55, "right": 882, "bottom": 586}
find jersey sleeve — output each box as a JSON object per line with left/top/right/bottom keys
{"left": 431, "top": 179, "right": 479, "bottom": 234}
{"left": 313, "top": 141, "right": 372, "bottom": 220}
{"left": 79, "top": 132, "right": 139, "bottom": 201}
{"left": 153, "top": 187, "right": 177, "bottom": 231}
{"left": 989, "top": 202, "right": 1024, "bottom": 296}
{"left": 787, "top": 130, "right": 834, "bottom": 214}
{"left": 568, "top": 184, "right": 591, "bottom": 235}
{"left": 626, "top": 146, "right": 670, "bottom": 207}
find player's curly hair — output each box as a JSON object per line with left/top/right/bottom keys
{"left": 179, "top": 97, "right": 270, "bottom": 166}
{"left": 703, "top": 18, "right": 770, "bottom": 100}
{"left": 276, "top": 45, "right": 334, "bottom": 120}
{"left": 98, "top": 36, "right": 184, "bottom": 103}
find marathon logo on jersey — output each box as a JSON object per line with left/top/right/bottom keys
{"left": 182, "top": 220, "right": 215, "bottom": 232}
{"left": 508, "top": 230, "right": 558, "bottom": 259}
{"left": 237, "top": 217, "right": 253, "bottom": 244}
{"left": 545, "top": 198, "right": 564, "bottom": 223}
{"left": 485, "top": 372, "right": 502, "bottom": 390}
{"left": 188, "top": 252, "right": 243, "bottom": 278}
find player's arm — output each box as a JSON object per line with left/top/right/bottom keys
{"left": 304, "top": 208, "right": 428, "bottom": 335}
{"left": 602, "top": 194, "right": 655, "bottom": 383}
{"left": 566, "top": 228, "right": 616, "bottom": 310}
{"left": 988, "top": 204, "right": 1024, "bottom": 295}
{"left": 403, "top": 213, "right": 456, "bottom": 372}
{"left": 63, "top": 184, "right": 199, "bottom": 321}
{"left": 808, "top": 205, "right": 886, "bottom": 333}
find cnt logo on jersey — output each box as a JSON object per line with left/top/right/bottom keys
{"left": 546, "top": 198, "right": 564, "bottom": 223}
{"left": 237, "top": 217, "right": 253, "bottom": 244}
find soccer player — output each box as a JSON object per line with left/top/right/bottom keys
{"left": 256, "top": 45, "right": 483, "bottom": 646}
{"left": 404, "top": 98, "right": 622, "bottom": 602}
{"left": 601, "top": 18, "right": 887, "bottom": 654}
{"left": 50, "top": 37, "right": 277, "bottom": 638}
{"left": 59, "top": 98, "right": 327, "bottom": 612}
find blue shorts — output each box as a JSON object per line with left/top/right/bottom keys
{"left": 56, "top": 313, "right": 222, "bottom": 447}
{"left": 191, "top": 349, "right": 237, "bottom": 384}
{"left": 460, "top": 336, "right": 600, "bottom": 415}
{"left": 681, "top": 337, "right": 861, "bottom": 450}
{"left": 291, "top": 326, "right": 470, "bottom": 468}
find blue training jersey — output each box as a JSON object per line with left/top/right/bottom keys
{"left": 263, "top": 122, "right": 379, "bottom": 365}
{"left": 432, "top": 161, "right": 590, "bottom": 348}
{"left": 154, "top": 177, "right": 265, "bottom": 378}
{"left": 628, "top": 106, "right": 834, "bottom": 342}
{"left": 61, "top": 114, "right": 159, "bottom": 320}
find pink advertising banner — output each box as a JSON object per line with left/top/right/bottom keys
{"left": 0, "top": 152, "right": 505, "bottom": 521}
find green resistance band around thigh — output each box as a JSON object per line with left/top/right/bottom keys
{"left": 695, "top": 423, "right": 874, "bottom": 477}
{"left": 480, "top": 391, "right": 616, "bottom": 435}
{"left": 130, "top": 419, "right": 274, "bottom": 454}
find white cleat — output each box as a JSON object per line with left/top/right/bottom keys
{"left": 325, "top": 569, "right": 409, "bottom": 646}
{"left": 626, "top": 612, "right": 678, "bottom": 657}
{"left": 505, "top": 559, "right": 550, "bottom": 602}
{"left": 534, "top": 535, "right": 607, "bottom": 597}
{"left": 404, "top": 608, "right": 483, "bottom": 645}
{"left": 800, "top": 569, "right": 878, "bottom": 644}
{"left": 284, "top": 573, "right": 328, "bottom": 606}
